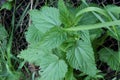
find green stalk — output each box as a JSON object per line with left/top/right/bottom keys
{"left": 7, "top": 0, "right": 16, "bottom": 70}
{"left": 64, "top": 20, "right": 120, "bottom": 31}
{"left": 76, "top": 7, "right": 109, "bottom": 19}
{"left": 15, "top": 3, "right": 30, "bottom": 30}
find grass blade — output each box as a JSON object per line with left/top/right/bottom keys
{"left": 64, "top": 20, "right": 120, "bottom": 31}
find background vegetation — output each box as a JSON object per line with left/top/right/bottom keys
{"left": 0, "top": 0, "right": 120, "bottom": 80}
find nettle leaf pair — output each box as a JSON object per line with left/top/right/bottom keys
{"left": 18, "top": 0, "right": 120, "bottom": 80}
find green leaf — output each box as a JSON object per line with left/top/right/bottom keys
{"left": 99, "top": 48, "right": 120, "bottom": 70}
{"left": 26, "top": 24, "right": 43, "bottom": 44}
{"left": 78, "top": 13, "right": 98, "bottom": 25}
{"left": 65, "top": 68, "right": 76, "bottom": 80}
{"left": 104, "top": 5, "right": 120, "bottom": 41}
{"left": 18, "top": 48, "right": 44, "bottom": 64}
{"left": 39, "top": 59, "right": 68, "bottom": 80}
{"left": 40, "top": 27, "right": 67, "bottom": 50}
{"left": 58, "top": 0, "right": 75, "bottom": 27}
{"left": 80, "top": 31, "right": 91, "bottom": 43}
{"left": 0, "top": 63, "right": 9, "bottom": 77}
{"left": 66, "top": 40, "right": 97, "bottom": 76}
{"left": 0, "top": 24, "right": 8, "bottom": 41}
{"left": 18, "top": 46, "right": 54, "bottom": 65}
{"left": 0, "top": 2, "right": 12, "bottom": 10}
{"left": 38, "top": 53, "right": 59, "bottom": 70}
{"left": 89, "top": 29, "right": 103, "bottom": 41}
{"left": 108, "top": 27, "right": 120, "bottom": 41}
{"left": 18, "top": 47, "right": 68, "bottom": 80}
{"left": 29, "top": 6, "right": 61, "bottom": 33}
{"left": 105, "top": 5, "right": 120, "bottom": 19}
{"left": 18, "top": 47, "right": 59, "bottom": 66}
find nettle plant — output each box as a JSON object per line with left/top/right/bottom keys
{"left": 18, "top": 0, "right": 120, "bottom": 80}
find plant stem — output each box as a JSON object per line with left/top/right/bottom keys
{"left": 7, "top": 0, "right": 16, "bottom": 70}
{"left": 64, "top": 20, "right": 120, "bottom": 31}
